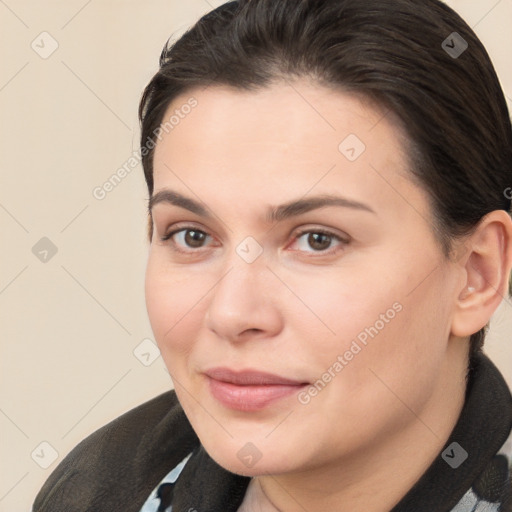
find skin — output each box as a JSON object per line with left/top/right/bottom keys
{"left": 145, "top": 79, "right": 512, "bottom": 511}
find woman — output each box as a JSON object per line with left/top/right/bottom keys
{"left": 33, "top": 0, "right": 512, "bottom": 510}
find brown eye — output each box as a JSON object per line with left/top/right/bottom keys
{"left": 290, "top": 229, "right": 348, "bottom": 255}
{"left": 183, "top": 229, "right": 207, "bottom": 248}
{"left": 307, "top": 232, "right": 332, "bottom": 251}
{"left": 162, "top": 228, "right": 212, "bottom": 250}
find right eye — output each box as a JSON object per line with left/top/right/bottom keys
{"left": 161, "top": 227, "right": 213, "bottom": 252}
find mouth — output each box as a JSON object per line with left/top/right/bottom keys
{"left": 204, "top": 367, "right": 309, "bottom": 411}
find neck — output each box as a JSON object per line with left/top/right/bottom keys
{"left": 239, "top": 343, "right": 469, "bottom": 512}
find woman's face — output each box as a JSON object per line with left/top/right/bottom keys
{"left": 145, "top": 80, "right": 465, "bottom": 477}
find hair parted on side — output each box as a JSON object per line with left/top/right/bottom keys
{"left": 138, "top": 0, "right": 512, "bottom": 358}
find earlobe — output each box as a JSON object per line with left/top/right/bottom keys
{"left": 451, "top": 210, "right": 512, "bottom": 338}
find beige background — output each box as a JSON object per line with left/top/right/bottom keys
{"left": 0, "top": 0, "right": 511, "bottom": 510}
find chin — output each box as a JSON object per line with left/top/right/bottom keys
{"left": 202, "top": 439, "right": 301, "bottom": 478}
{"left": 212, "top": 454, "right": 287, "bottom": 477}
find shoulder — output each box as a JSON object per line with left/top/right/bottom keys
{"left": 33, "top": 390, "right": 200, "bottom": 512}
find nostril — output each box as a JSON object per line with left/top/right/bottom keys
{"left": 240, "top": 328, "right": 264, "bottom": 336}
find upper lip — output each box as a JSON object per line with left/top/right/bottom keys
{"left": 205, "top": 367, "right": 307, "bottom": 386}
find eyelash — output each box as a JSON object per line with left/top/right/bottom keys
{"left": 160, "top": 225, "right": 349, "bottom": 256}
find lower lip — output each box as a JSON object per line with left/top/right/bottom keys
{"left": 207, "top": 377, "right": 307, "bottom": 411}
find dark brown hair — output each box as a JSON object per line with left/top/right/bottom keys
{"left": 139, "top": 0, "right": 512, "bottom": 357}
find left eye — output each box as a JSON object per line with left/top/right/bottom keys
{"left": 165, "top": 228, "right": 212, "bottom": 249}
{"left": 292, "top": 231, "right": 345, "bottom": 252}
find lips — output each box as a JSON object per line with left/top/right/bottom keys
{"left": 204, "top": 367, "right": 309, "bottom": 411}
{"left": 205, "top": 367, "right": 307, "bottom": 386}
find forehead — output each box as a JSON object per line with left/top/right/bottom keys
{"left": 151, "top": 80, "right": 428, "bottom": 224}
{"left": 157, "top": 80, "right": 395, "bottom": 156}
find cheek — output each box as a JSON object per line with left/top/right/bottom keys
{"left": 291, "top": 270, "right": 453, "bottom": 446}
{"left": 290, "top": 256, "right": 452, "bottom": 383}
{"left": 283, "top": 265, "right": 400, "bottom": 358}
{"left": 144, "top": 257, "right": 207, "bottom": 359}
{"left": 339, "top": 271, "right": 454, "bottom": 411}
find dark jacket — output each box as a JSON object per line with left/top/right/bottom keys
{"left": 33, "top": 353, "right": 512, "bottom": 512}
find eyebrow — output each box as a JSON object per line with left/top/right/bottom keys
{"left": 148, "top": 188, "right": 376, "bottom": 222}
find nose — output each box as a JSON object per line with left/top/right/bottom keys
{"left": 204, "top": 255, "right": 284, "bottom": 343}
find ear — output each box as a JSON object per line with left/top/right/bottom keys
{"left": 451, "top": 210, "right": 512, "bottom": 338}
